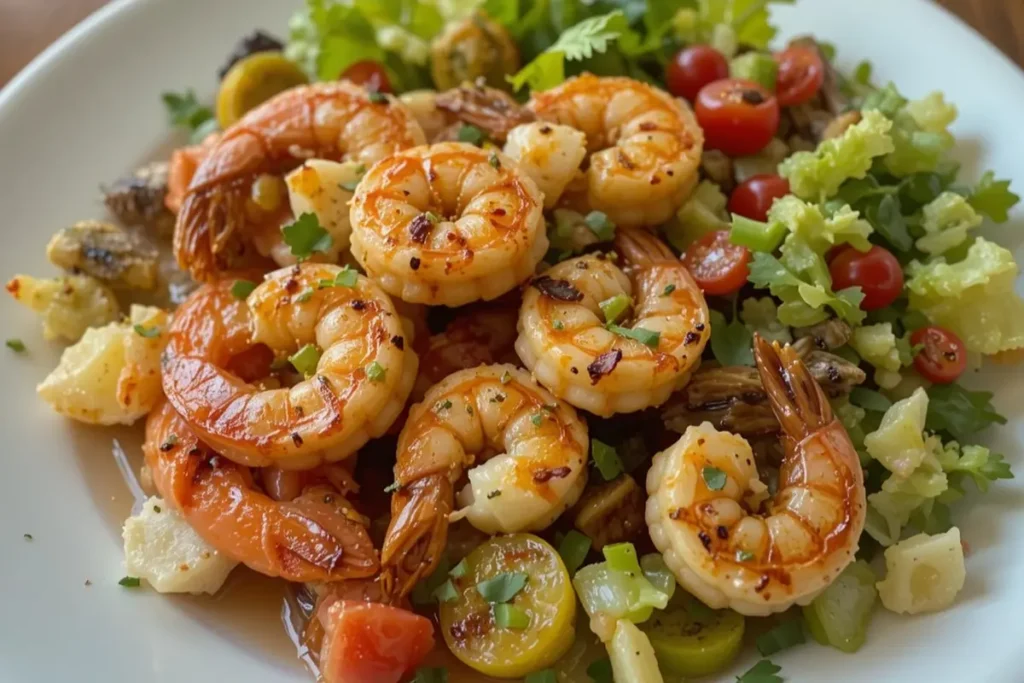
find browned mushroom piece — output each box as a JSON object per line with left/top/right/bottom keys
{"left": 434, "top": 79, "right": 536, "bottom": 144}
{"left": 46, "top": 220, "right": 160, "bottom": 290}
{"left": 572, "top": 474, "right": 646, "bottom": 551}
{"left": 102, "top": 161, "right": 175, "bottom": 238}
{"left": 793, "top": 317, "right": 855, "bottom": 352}
{"left": 778, "top": 36, "right": 853, "bottom": 146}
{"left": 661, "top": 339, "right": 865, "bottom": 438}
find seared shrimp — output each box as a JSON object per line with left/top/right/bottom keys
{"left": 162, "top": 263, "right": 418, "bottom": 469}
{"left": 646, "top": 336, "right": 867, "bottom": 616}
{"left": 349, "top": 142, "right": 547, "bottom": 307}
{"left": 516, "top": 229, "right": 710, "bottom": 417}
{"left": 503, "top": 122, "right": 587, "bottom": 209}
{"left": 175, "top": 82, "right": 426, "bottom": 281}
{"left": 528, "top": 74, "right": 703, "bottom": 228}
{"left": 381, "top": 364, "right": 588, "bottom": 597}
{"left": 144, "top": 400, "right": 379, "bottom": 582}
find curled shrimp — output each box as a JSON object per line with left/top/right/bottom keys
{"left": 528, "top": 74, "right": 703, "bottom": 228}
{"left": 349, "top": 142, "right": 547, "bottom": 307}
{"left": 516, "top": 229, "right": 710, "bottom": 417}
{"left": 162, "top": 263, "right": 419, "bottom": 469}
{"left": 144, "top": 399, "right": 379, "bottom": 582}
{"left": 174, "top": 82, "right": 426, "bottom": 281}
{"left": 380, "top": 364, "right": 588, "bottom": 597}
{"left": 646, "top": 336, "right": 867, "bottom": 616}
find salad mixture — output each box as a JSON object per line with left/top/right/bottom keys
{"left": 8, "top": 0, "right": 1022, "bottom": 681}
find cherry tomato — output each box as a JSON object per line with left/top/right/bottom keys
{"left": 774, "top": 46, "right": 825, "bottom": 107}
{"left": 666, "top": 45, "right": 730, "bottom": 101}
{"left": 683, "top": 230, "right": 752, "bottom": 296}
{"left": 828, "top": 245, "right": 904, "bottom": 311}
{"left": 341, "top": 59, "right": 393, "bottom": 93}
{"left": 695, "top": 79, "right": 780, "bottom": 157}
{"left": 728, "top": 174, "right": 791, "bottom": 222}
{"left": 910, "top": 326, "right": 967, "bottom": 384}
{"left": 319, "top": 601, "right": 434, "bottom": 683}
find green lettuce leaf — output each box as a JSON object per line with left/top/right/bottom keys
{"left": 968, "top": 171, "right": 1020, "bottom": 224}
{"left": 906, "top": 238, "right": 1024, "bottom": 354}
{"left": 914, "top": 191, "right": 982, "bottom": 256}
{"left": 748, "top": 252, "right": 865, "bottom": 326}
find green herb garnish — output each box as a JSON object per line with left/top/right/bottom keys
{"left": 5, "top": 338, "right": 26, "bottom": 352}
{"left": 118, "top": 576, "right": 141, "bottom": 588}
{"left": 476, "top": 572, "right": 528, "bottom": 603}
{"left": 282, "top": 212, "right": 333, "bottom": 261}
{"left": 289, "top": 343, "right": 322, "bottom": 377}
{"left": 606, "top": 324, "right": 660, "bottom": 348}
{"left": 366, "top": 361, "right": 386, "bottom": 382}
{"left": 133, "top": 325, "right": 161, "bottom": 339}
{"left": 591, "top": 438, "right": 623, "bottom": 481}
{"left": 230, "top": 280, "right": 257, "bottom": 299}
{"left": 702, "top": 466, "right": 728, "bottom": 491}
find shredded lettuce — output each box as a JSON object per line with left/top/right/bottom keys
{"left": 664, "top": 180, "right": 731, "bottom": 251}
{"left": 906, "top": 238, "right": 1024, "bottom": 354}
{"left": 748, "top": 252, "right": 865, "bottom": 327}
{"left": 915, "top": 191, "right": 983, "bottom": 256}
{"left": 673, "top": 0, "right": 796, "bottom": 50}
{"left": 868, "top": 87, "right": 957, "bottom": 177}
{"left": 779, "top": 110, "right": 895, "bottom": 202}
{"left": 850, "top": 323, "right": 904, "bottom": 390}
{"left": 770, "top": 196, "right": 873, "bottom": 254}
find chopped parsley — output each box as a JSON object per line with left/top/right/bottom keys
{"left": 531, "top": 413, "right": 544, "bottom": 427}
{"left": 5, "top": 338, "right": 26, "bottom": 352}
{"left": 457, "top": 124, "right": 484, "bottom": 145}
{"left": 583, "top": 210, "right": 616, "bottom": 241}
{"left": 449, "top": 559, "right": 468, "bottom": 578}
{"left": 524, "top": 670, "right": 557, "bottom": 683}
{"left": 552, "top": 320, "right": 565, "bottom": 330}
{"left": 366, "top": 361, "right": 386, "bottom": 382}
{"left": 409, "top": 667, "right": 448, "bottom": 683}
{"left": 161, "top": 89, "right": 217, "bottom": 143}
{"left": 591, "top": 438, "right": 624, "bottom": 481}
{"left": 607, "top": 324, "right": 660, "bottom": 348}
{"left": 367, "top": 90, "right": 388, "bottom": 103}
{"left": 318, "top": 265, "right": 359, "bottom": 289}
{"left": 289, "top": 344, "right": 322, "bottom": 377}
{"left": 599, "top": 293, "right": 631, "bottom": 324}
{"left": 230, "top": 279, "right": 257, "bottom": 299}
{"left": 736, "top": 659, "right": 783, "bottom": 683}
{"left": 500, "top": 371, "right": 512, "bottom": 385}
{"left": 23, "top": 533, "right": 32, "bottom": 541}
{"left": 118, "top": 576, "right": 141, "bottom": 588}
{"left": 488, "top": 152, "right": 501, "bottom": 168}
{"left": 736, "top": 549, "right": 755, "bottom": 563}
{"left": 493, "top": 603, "right": 530, "bottom": 629}
{"left": 662, "top": 283, "right": 676, "bottom": 296}
{"left": 282, "top": 212, "right": 333, "bottom": 261}
{"left": 436, "top": 399, "right": 453, "bottom": 412}
{"left": 132, "top": 325, "right": 161, "bottom": 338}
{"left": 476, "top": 571, "right": 528, "bottom": 603}
{"left": 294, "top": 287, "right": 314, "bottom": 303}
{"left": 432, "top": 579, "right": 459, "bottom": 603}
{"left": 702, "top": 466, "right": 728, "bottom": 491}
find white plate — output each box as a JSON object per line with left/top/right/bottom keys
{"left": 1, "top": 0, "right": 1022, "bottom": 681}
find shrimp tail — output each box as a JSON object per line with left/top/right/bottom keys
{"left": 753, "top": 334, "right": 833, "bottom": 442}
{"left": 380, "top": 475, "right": 453, "bottom": 598}
{"left": 614, "top": 227, "right": 676, "bottom": 266}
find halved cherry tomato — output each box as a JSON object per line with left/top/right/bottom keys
{"left": 683, "top": 230, "right": 752, "bottom": 296}
{"left": 694, "top": 79, "right": 780, "bottom": 157}
{"left": 728, "top": 174, "right": 791, "bottom": 222}
{"left": 319, "top": 601, "right": 434, "bottom": 683}
{"left": 910, "top": 326, "right": 967, "bottom": 384}
{"left": 341, "top": 59, "right": 393, "bottom": 93}
{"left": 828, "top": 245, "right": 903, "bottom": 311}
{"left": 774, "top": 46, "right": 825, "bottom": 107}
{"left": 666, "top": 45, "right": 730, "bottom": 101}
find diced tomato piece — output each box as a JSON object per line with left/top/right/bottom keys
{"left": 319, "top": 601, "right": 434, "bottom": 683}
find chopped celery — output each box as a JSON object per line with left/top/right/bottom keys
{"left": 609, "top": 620, "right": 664, "bottom": 683}
{"left": 639, "top": 554, "right": 677, "bottom": 601}
{"left": 640, "top": 595, "right": 745, "bottom": 677}
{"left": 730, "top": 215, "right": 787, "bottom": 253}
{"left": 731, "top": 51, "right": 778, "bottom": 90}
{"left": 573, "top": 560, "right": 669, "bottom": 640}
{"left": 803, "top": 561, "right": 878, "bottom": 653}
{"left": 665, "top": 180, "right": 730, "bottom": 251}
{"left": 603, "top": 543, "right": 641, "bottom": 574}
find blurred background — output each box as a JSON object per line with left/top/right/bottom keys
{"left": 1, "top": 0, "right": 1022, "bottom": 86}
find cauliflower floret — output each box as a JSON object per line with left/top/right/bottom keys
{"left": 122, "top": 496, "right": 236, "bottom": 594}
{"left": 876, "top": 527, "right": 966, "bottom": 615}
{"left": 37, "top": 305, "right": 168, "bottom": 425}
{"left": 6, "top": 273, "right": 119, "bottom": 341}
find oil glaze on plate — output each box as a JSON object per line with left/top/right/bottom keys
{"left": 0, "top": 0, "right": 1022, "bottom": 681}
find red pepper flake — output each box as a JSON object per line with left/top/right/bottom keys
{"left": 650, "top": 176, "right": 662, "bottom": 185}
{"left": 755, "top": 575, "right": 770, "bottom": 592}
{"left": 533, "top": 466, "right": 572, "bottom": 483}
{"left": 492, "top": 207, "right": 507, "bottom": 217}
{"left": 587, "top": 349, "right": 622, "bottom": 384}
{"left": 409, "top": 213, "right": 433, "bottom": 243}
{"left": 391, "top": 335, "right": 405, "bottom": 350}
{"left": 698, "top": 530, "right": 712, "bottom": 550}
{"left": 669, "top": 508, "right": 683, "bottom": 520}
{"left": 716, "top": 525, "right": 729, "bottom": 539}
{"left": 532, "top": 276, "right": 583, "bottom": 302}
{"left": 410, "top": 257, "right": 421, "bottom": 271}
{"left": 684, "top": 331, "right": 700, "bottom": 345}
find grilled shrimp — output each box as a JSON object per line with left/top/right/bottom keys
{"left": 144, "top": 400, "right": 378, "bottom": 582}
{"left": 350, "top": 142, "right": 546, "bottom": 307}
{"left": 174, "top": 82, "right": 426, "bottom": 281}
{"left": 380, "top": 364, "right": 588, "bottom": 597}
{"left": 646, "top": 336, "right": 867, "bottom": 616}
{"left": 503, "top": 122, "right": 587, "bottom": 209}
{"left": 516, "top": 229, "right": 710, "bottom": 417}
{"left": 162, "top": 264, "right": 418, "bottom": 469}
{"left": 528, "top": 74, "right": 703, "bottom": 228}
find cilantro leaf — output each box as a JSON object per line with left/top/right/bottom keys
{"left": 476, "top": 572, "right": 528, "bottom": 603}
{"left": 702, "top": 466, "right": 727, "bottom": 491}
{"left": 584, "top": 210, "right": 616, "bottom": 241}
{"left": 557, "top": 530, "right": 592, "bottom": 576}
{"left": 133, "top": 324, "right": 161, "bottom": 339}
{"left": 5, "top": 338, "right": 26, "bottom": 353}
{"left": 756, "top": 618, "right": 806, "bottom": 656}
{"left": 709, "top": 310, "right": 754, "bottom": 366}
{"left": 968, "top": 171, "right": 1020, "bottom": 223}
{"left": 925, "top": 383, "right": 1006, "bottom": 441}
{"left": 409, "top": 667, "right": 448, "bottom": 683}
{"left": 736, "top": 659, "right": 783, "bottom": 683}
{"left": 591, "top": 438, "right": 624, "bottom": 481}
{"left": 607, "top": 324, "right": 660, "bottom": 348}
{"left": 230, "top": 280, "right": 257, "bottom": 299}
{"left": 748, "top": 252, "right": 866, "bottom": 326}
{"left": 282, "top": 212, "right": 333, "bottom": 260}
{"left": 161, "top": 90, "right": 216, "bottom": 142}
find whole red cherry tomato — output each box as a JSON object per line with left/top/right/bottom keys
{"left": 695, "top": 79, "right": 780, "bottom": 157}
{"left": 729, "top": 174, "right": 791, "bottom": 222}
{"left": 828, "top": 245, "right": 904, "bottom": 311}
{"left": 774, "top": 46, "right": 825, "bottom": 107}
{"left": 666, "top": 45, "right": 730, "bottom": 101}
{"left": 341, "top": 60, "right": 392, "bottom": 93}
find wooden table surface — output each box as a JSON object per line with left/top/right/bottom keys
{"left": 1, "top": 0, "right": 1022, "bottom": 86}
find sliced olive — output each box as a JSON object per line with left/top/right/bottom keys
{"left": 640, "top": 594, "right": 745, "bottom": 677}
{"left": 216, "top": 52, "right": 308, "bottom": 129}
{"left": 439, "top": 534, "right": 576, "bottom": 678}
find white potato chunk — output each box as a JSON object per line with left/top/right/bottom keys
{"left": 609, "top": 619, "right": 664, "bottom": 683}
{"left": 504, "top": 122, "right": 587, "bottom": 209}
{"left": 122, "top": 496, "right": 236, "bottom": 595}
{"left": 37, "top": 305, "right": 168, "bottom": 425}
{"left": 6, "top": 273, "right": 119, "bottom": 341}
{"left": 864, "top": 387, "right": 930, "bottom": 478}
{"left": 876, "top": 527, "right": 966, "bottom": 615}
{"left": 278, "top": 159, "right": 363, "bottom": 266}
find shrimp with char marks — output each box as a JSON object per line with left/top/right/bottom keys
{"left": 381, "top": 364, "right": 588, "bottom": 598}
{"left": 646, "top": 336, "right": 867, "bottom": 616}
{"left": 528, "top": 74, "right": 703, "bottom": 228}
{"left": 349, "top": 142, "right": 547, "bottom": 307}
{"left": 174, "top": 82, "right": 425, "bottom": 281}
{"left": 144, "top": 399, "right": 378, "bottom": 582}
{"left": 162, "top": 263, "right": 418, "bottom": 469}
{"left": 516, "top": 229, "right": 710, "bottom": 417}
